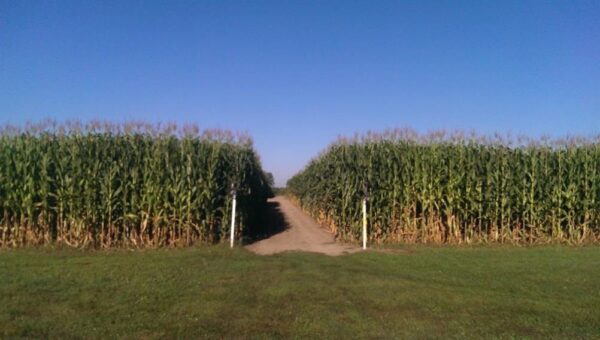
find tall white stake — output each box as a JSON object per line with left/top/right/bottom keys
{"left": 362, "top": 198, "right": 367, "bottom": 250}
{"left": 230, "top": 191, "right": 237, "bottom": 248}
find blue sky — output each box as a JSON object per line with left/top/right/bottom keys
{"left": 1, "top": 0, "right": 599, "bottom": 186}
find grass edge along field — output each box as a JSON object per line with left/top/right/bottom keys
{"left": 2, "top": 246, "right": 599, "bottom": 338}
{"left": 287, "top": 129, "right": 600, "bottom": 245}
{"left": 0, "top": 121, "right": 273, "bottom": 248}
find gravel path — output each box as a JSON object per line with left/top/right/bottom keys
{"left": 245, "top": 196, "right": 360, "bottom": 256}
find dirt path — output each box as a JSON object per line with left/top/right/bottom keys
{"left": 246, "top": 196, "right": 360, "bottom": 256}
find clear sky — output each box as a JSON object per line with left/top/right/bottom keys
{"left": 1, "top": 1, "right": 599, "bottom": 186}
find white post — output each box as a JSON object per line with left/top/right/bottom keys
{"left": 362, "top": 198, "right": 367, "bottom": 250}
{"left": 230, "top": 192, "right": 237, "bottom": 248}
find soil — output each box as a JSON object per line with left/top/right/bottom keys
{"left": 245, "top": 196, "right": 360, "bottom": 256}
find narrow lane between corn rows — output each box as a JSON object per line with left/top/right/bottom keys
{"left": 245, "top": 196, "right": 359, "bottom": 256}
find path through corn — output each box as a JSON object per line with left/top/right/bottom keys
{"left": 246, "top": 196, "right": 359, "bottom": 256}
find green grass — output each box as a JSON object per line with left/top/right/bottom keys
{"left": 1, "top": 246, "right": 599, "bottom": 339}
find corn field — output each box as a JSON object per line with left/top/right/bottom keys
{"left": 287, "top": 129, "right": 600, "bottom": 244}
{"left": 0, "top": 122, "right": 272, "bottom": 248}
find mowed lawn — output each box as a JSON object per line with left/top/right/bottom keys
{"left": 1, "top": 246, "right": 599, "bottom": 339}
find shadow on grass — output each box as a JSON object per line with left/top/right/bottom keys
{"left": 245, "top": 200, "right": 289, "bottom": 244}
